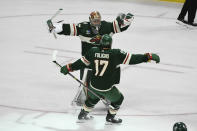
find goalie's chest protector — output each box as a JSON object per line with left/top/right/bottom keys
{"left": 78, "top": 21, "right": 114, "bottom": 55}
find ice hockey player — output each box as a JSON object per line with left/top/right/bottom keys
{"left": 60, "top": 34, "right": 160, "bottom": 124}
{"left": 47, "top": 11, "right": 134, "bottom": 106}
{"left": 173, "top": 122, "right": 187, "bottom": 131}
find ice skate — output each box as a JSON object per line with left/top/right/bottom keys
{"left": 105, "top": 111, "right": 122, "bottom": 124}
{"left": 76, "top": 109, "right": 93, "bottom": 123}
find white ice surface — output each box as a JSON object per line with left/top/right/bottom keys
{"left": 0, "top": 0, "right": 197, "bottom": 131}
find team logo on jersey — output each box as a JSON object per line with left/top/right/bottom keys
{"left": 86, "top": 30, "right": 91, "bottom": 34}
{"left": 90, "top": 35, "right": 101, "bottom": 42}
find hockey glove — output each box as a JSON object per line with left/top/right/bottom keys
{"left": 121, "top": 13, "right": 134, "bottom": 28}
{"left": 47, "top": 19, "right": 55, "bottom": 33}
{"left": 60, "top": 64, "right": 72, "bottom": 75}
{"left": 47, "top": 19, "right": 63, "bottom": 33}
{"left": 116, "top": 13, "right": 126, "bottom": 24}
{"left": 146, "top": 53, "right": 160, "bottom": 63}
{"left": 117, "top": 13, "right": 134, "bottom": 28}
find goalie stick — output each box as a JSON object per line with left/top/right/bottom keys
{"left": 47, "top": 8, "right": 63, "bottom": 39}
{"left": 52, "top": 50, "right": 114, "bottom": 109}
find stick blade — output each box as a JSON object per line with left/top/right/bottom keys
{"left": 52, "top": 50, "right": 58, "bottom": 61}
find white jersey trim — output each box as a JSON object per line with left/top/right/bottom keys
{"left": 81, "top": 56, "right": 90, "bottom": 66}
{"left": 123, "top": 53, "right": 132, "bottom": 65}
{"left": 90, "top": 81, "right": 113, "bottom": 92}
{"left": 113, "top": 20, "right": 121, "bottom": 33}
{"left": 70, "top": 24, "right": 77, "bottom": 36}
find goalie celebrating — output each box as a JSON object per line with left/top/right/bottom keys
{"left": 60, "top": 34, "right": 160, "bottom": 124}
{"left": 47, "top": 11, "right": 134, "bottom": 106}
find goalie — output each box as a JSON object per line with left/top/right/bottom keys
{"left": 47, "top": 11, "right": 134, "bottom": 106}
{"left": 60, "top": 34, "right": 160, "bottom": 124}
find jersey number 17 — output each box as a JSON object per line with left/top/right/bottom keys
{"left": 94, "top": 60, "right": 108, "bottom": 76}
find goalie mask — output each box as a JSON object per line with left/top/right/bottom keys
{"left": 89, "top": 11, "right": 101, "bottom": 34}
{"left": 173, "top": 122, "right": 187, "bottom": 131}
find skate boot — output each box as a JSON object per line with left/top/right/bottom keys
{"left": 106, "top": 111, "right": 122, "bottom": 124}
{"left": 77, "top": 109, "right": 93, "bottom": 122}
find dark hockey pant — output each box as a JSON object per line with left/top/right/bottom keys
{"left": 84, "top": 85, "right": 124, "bottom": 110}
{"left": 178, "top": 0, "right": 197, "bottom": 23}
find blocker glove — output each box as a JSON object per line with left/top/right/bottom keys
{"left": 47, "top": 19, "right": 55, "bottom": 33}
{"left": 60, "top": 64, "right": 72, "bottom": 75}
{"left": 146, "top": 53, "right": 160, "bottom": 63}
{"left": 47, "top": 19, "right": 63, "bottom": 33}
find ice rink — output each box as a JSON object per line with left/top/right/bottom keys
{"left": 0, "top": 0, "right": 197, "bottom": 131}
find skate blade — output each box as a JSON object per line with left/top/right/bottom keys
{"left": 76, "top": 119, "right": 86, "bottom": 123}
{"left": 76, "top": 116, "right": 94, "bottom": 123}
{"left": 105, "top": 121, "right": 122, "bottom": 125}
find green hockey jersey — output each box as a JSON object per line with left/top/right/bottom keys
{"left": 71, "top": 47, "right": 149, "bottom": 91}
{"left": 58, "top": 20, "right": 130, "bottom": 55}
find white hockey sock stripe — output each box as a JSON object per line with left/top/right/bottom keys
{"left": 109, "top": 108, "right": 118, "bottom": 115}
{"left": 83, "top": 104, "right": 93, "bottom": 112}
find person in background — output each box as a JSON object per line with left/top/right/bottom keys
{"left": 177, "top": 0, "right": 197, "bottom": 26}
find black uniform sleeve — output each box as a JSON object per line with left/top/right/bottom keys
{"left": 57, "top": 23, "right": 80, "bottom": 36}
{"left": 71, "top": 47, "right": 94, "bottom": 71}
{"left": 129, "top": 54, "right": 149, "bottom": 65}
{"left": 117, "top": 49, "right": 148, "bottom": 65}
{"left": 70, "top": 59, "right": 87, "bottom": 71}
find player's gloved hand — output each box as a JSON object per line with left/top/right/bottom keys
{"left": 47, "top": 19, "right": 55, "bottom": 33}
{"left": 117, "top": 13, "right": 134, "bottom": 28}
{"left": 145, "top": 53, "right": 160, "bottom": 63}
{"left": 47, "top": 19, "right": 63, "bottom": 33}
{"left": 60, "top": 64, "right": 72, "bottom": 75}
{"left": 121, "top": 13, "right": 134, "bottom": 27}
{"left": 116, "top": 13, "right": 126, "bottom": 25}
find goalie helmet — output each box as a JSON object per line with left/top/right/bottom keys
{"left": 89, "top": 11, "right": 101, "bottom": 34}
{"left": 173, "top": 122, "right": 187, "bottom": 131}
{"left": 89, "top": 11, "right": 101, "bottom": 27}
{"left": 100, "top": 34, "right": 112, "bottom": 49}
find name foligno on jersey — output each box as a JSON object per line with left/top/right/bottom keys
{"left": 95, "top": 53, "right": 109, "bottom": 59}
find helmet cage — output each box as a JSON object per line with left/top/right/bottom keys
{"left": 89, "top": 11, "right": 101, "bottom": 27}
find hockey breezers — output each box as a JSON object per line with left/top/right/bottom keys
{"left": 52, "top": 50, "right": 114, "bottom": 109}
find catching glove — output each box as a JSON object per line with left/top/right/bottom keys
{"left": 146, "top": 53, "right": 160, "bottom": 63}
{"left": 117, "top": 13, "right": 134, "bottom": 28}
{"left": 60, "top": 64, "right": 72, "bottom": 75}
